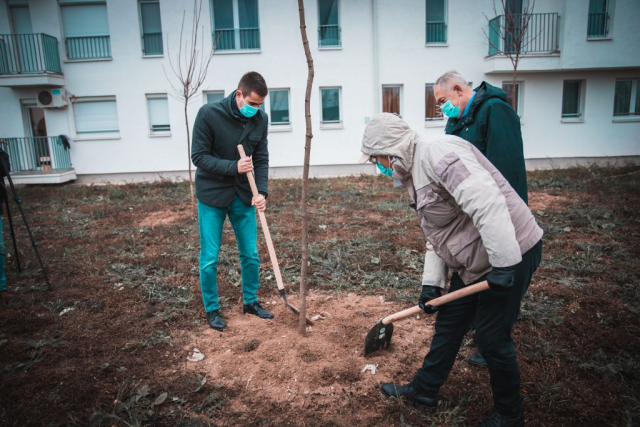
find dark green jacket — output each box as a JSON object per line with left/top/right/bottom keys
{"left": 444, "top": 81, "right": 528, "bottom": 204}
{"left": 191, "top": 91, "right": 269, "bottom": 208}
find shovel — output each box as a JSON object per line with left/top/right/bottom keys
{"left": 364, "top": 280, "right": 489, "bottom": 356}
{"left": 237, "top": 145, "right": 313, "bottom": 326}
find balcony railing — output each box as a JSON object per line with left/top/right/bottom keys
{"left": 587, "top": 12, "right": 609, "bottom": 37}
{"left": 488, "top": 13, "right": 559, "bottom": 56}
{"left": 0, "top": 34, "right": 62, "bottom": 75}
{"left": 213, "top": 28, "right": 260, "bottom": 51}
{"left": 319, "top": 25, "right": 341, "bottom": 48}
{"left": 0, "top": 136, "right": 72, "bottom": 173}
{"left": 426, "top": 21, "right": 447, "bottom": 44}
{"left": 65, "top": 35, "right": 111, "bottom": 60}
{"left": 142, "top": 32, "right": 163, "bottom": 55}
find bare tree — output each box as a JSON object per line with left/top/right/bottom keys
{"left": 484, "top": 0, "right": 536, "bottom": 105}
{"left": 297, "top": 0, "right": 315, "bottom": 336}
{"left": 164, "top": 0, "right": 216, "bottom": 207}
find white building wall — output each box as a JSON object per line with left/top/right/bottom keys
{"left": 0, "top": 0, "right": 639, "bottom": 181}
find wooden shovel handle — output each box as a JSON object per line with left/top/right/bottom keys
{"left": 237, "top": 145, "right": 285, "bottom": 292}
{"left": 382, "top": 281, "right": 490, "bottom": 325}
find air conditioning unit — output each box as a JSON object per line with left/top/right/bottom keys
{"left": 36, "top": 88, "right": 68, "bottom": 108}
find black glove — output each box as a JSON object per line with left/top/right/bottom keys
{"left": 419, "top": 285, "right": 442, "bottom": 314}
{"left": 486, "top": 265, "right": 517, "bottom": 292}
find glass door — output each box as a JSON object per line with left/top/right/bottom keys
{"left": 24, "top": 103, "right": 51, "bottom": 171}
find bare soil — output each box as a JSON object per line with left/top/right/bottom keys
{"left": 0, "top": 166, "right": 639, "bottom": 426}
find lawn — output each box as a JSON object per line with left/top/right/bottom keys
{"left": 0, "top": 165, "right": 639, "bottom": 426}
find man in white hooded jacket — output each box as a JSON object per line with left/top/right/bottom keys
{"left": 359, "top": 113, "right": 543, "bottom": 427}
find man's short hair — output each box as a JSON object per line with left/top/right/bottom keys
{"left": 435, "top": 71, "right": 469, "bottom": 91}
{"left": 238, "top": 71, "right": 268, "bottom": 98}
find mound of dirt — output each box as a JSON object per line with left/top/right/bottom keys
{"left": 180, "top": 291, "right": 436, "bottom": 425}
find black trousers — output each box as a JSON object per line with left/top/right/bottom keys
{"left": 411, "top": 240, "right": 543, "bottom": 415}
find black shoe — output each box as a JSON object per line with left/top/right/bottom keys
{"left": 206, "top": 310, "right": 226, "bottom": 331}
{"left": 243, "top": 302, "right": 274, "bottom": 319}
{"left": 475, "top": 409, "right": 524, "bottom": 427}
{"left": 469, "top": 350, "right": 487, "bottom": 367}
{"left": 381, "top": 383, "right": 437, "bottom": 408}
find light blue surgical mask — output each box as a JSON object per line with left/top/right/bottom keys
{"left": 377, "top": 162, "right": 393, "bottom": 177}
{"left": 441, "top": 100, "right": 460, "bottom": 118}
{"left": 240, "top": 102, "right": 259, "bottom": 118}
{"left": 441, "top": 90, "right": 461, "bottom": 118}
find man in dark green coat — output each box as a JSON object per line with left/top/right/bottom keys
{"left": 431, "top": 71, "right": 531, "bottom": 368}
{"left": 191, "top": 71, "right": 273, "bottom": 331}
{"left": 434, "top": 71, "right": 528, "bottom": 204}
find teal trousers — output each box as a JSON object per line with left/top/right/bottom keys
{"left": 197, "top": 197, "right": 260, "bottom": 312}
{"left": 0, "top": 217, "right": 6, "bottom": 291}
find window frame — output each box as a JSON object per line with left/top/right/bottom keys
{"left": 587, "top": 0, "right": 612, "bottom": 40}
{"left": 425, "top": 83, "right": 444, "bottom": 124}
{"left": 612, "top": 78, "right": 640, "bottom": 119}
{"left": 210, "top": 0, "right": 261, "bottom": 53}
{"left": 72, "top": 95, "right": 120, "bottom": 136}
{"left": 561, "top": 79, "right": 586, "bottom": 123}
{"left": 319, "top": 86, "right": 343, "bottom": 128}
{"left": 203, "top": 90, "right": 225, "bottom": 105}
{"left": 59, "top": 0, "right": 112, "bottom": 61}
{"left": 425, "top": 0, "right": 447, "bottom": 45}
{"left": 138, "top": 0, "right": 164, "bottom": 57}
{"left": 146, "top": 93, "right": 171, "bottom": 135}
{"left": 381, "top": 84, "right": 403, "bottom": 117}
{"left": 501, "top": 80, "right": 524, "bottom": 117}
{"left": 265, "top": 88, "right": 292, "bottom": 128}
{"left": 317, "top": 0, "right": 342, "bottom": 49}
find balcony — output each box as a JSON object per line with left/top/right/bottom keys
{"left": 213, "top": 28, "right": 260, "bottom": 52}
{"left": 0, "top": 34, "right": 64, "bottom": 87}
{"left": 142, "top": 32, "right": 163, "bottom": 56}
{"left": 0, "top": 136, "right": 76, "bottom": 184}
{"left": 587, "top": 12, "right": 609, "bottom": 38}
{"left": 319, "top": 25, "right": 341, "bottom": 48}
{"left": 65, "top": 35, "right": 111, "bottom": 60}
{"left": 485, "top": 13, "right": 561, "bottom": 74}
{"left": 426, "top": 21, "right": 447, "bottom": 44}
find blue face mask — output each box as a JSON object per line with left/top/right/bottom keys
{"left": 441, "top": 91, "right": 461, "bottom": 118}
{"left": 376, "top": 162, "right": 393, "bottom": 177}
{"left": 240, "top": 102, "right": 259, "bottom": 118}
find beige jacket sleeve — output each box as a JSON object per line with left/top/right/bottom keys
{"left": 422, "top": 241, "right": 447, "bottom": 289}
{"left": 426, "top": 138, "right": 522, "bottom": 268}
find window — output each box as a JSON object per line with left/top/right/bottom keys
{"left": 60, "top": 0, "right": 111, "bottom": 60}
{"left": 147, "top": 94, "right": 170, "bottom": 133}
{"left": 588, "top": 0, "right": 609, "bottom": 38}
{"left": 73, "top": 97, "right": 119, "bottom": 133}
{"left": 426, "top": 0, "right": 446, "bottom": 44}
{"left": 382, "top": 85, "right": 402, "bottom": 116}
{"left": 320, "top": 87, "right": 341, "bottom": 124}
{"left": 268, "top": 89, "right": 290, "bottom": 126}
{"left": 318, "top": 0, "right": 340, "bottom": 48}
{"left": 139, "top": 0, "right": 163, "bottom": 56}
{"left": 561, "top": 80, "right": 584, "bottom": 120}
{"left": 425, "top": 84, "right": 443, "bottom": 121}
{"left": 9, "top": 0, "right": 33, "bottom": 34}
{"left": 211, "top": 0, "right": 260, "bottom": 51}
{"left": 502, "top": 81, "right": 523, "bottom": 115}
{"left": 204, "top": 91, "right": 225, "bottom": 104}
{"left": 613, "top": 79, "right": 640, "bottom": 117}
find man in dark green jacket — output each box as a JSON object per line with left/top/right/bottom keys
{"left": 191, "top": 71, "right": 273, "bottom": 331}
{"left": 434, "top": 71, "right": 528, "bottom": 204}
{"left": 432, "top": 71, "right": 531, "bottom": 368}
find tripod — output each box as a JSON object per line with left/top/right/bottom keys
{"left": 0, "top": 153, "right": 52, "bottom": 291}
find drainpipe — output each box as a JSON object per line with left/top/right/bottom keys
{"left": 372, "top": 0, "right": 380, "bottom": 114}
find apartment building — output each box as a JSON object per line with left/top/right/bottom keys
{"left": 0, "top": 0, "right": 638, "bottom": 184}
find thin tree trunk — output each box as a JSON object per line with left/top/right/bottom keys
{"left": 297, "top": 0, "right": 314, "bottom": 336}
{"left": 184, "top": 102, "right": 196, "bottom": 211}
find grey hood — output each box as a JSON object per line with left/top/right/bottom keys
{"left": 360, "top": 113, "right": 419, "bottom": 174}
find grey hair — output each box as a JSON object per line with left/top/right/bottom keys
{"left": 435, "top": 71, "right": 469, "bottom": 91}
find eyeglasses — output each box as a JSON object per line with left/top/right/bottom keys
{"left": 369, "top": 155, "right": 395, "bottom": 165}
